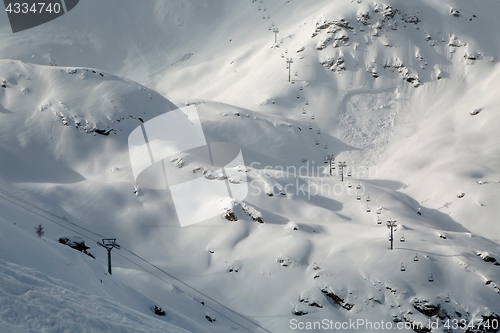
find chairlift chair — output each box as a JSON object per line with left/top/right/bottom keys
{"left": 413, "top": 253, "right": 419, "bottom": 261}
{"left": 324, "top": 144, "right": 328, "bottom": 149}
{"left": 400, "top": 234, "right": 405, "bottom": 242}
{"left": 315, "top": 140, "right": 319, "bottom": 146}
{"left": 356, "top": 183, "right": 361, "bottom": 190}
{"left": 303, "top": 108, "right": 306, "bottom": 114}
{"left": 347, "top": 182, "right": 352, "bottom": 188}
{"left": 445, "top": 294, "right": 450, "bottom": 303}
{"left": 309, "top": 123, "right": 312, "bottom": 129}
{"left": 317, "top": 128, "right": 321, "bottom": 134}
{"left": 311, "top": 114, "right": 315, "bottom": 120}
{"left": 347, "top": 170, "right": 352, "bottom": 177}
{"left": 356, "top": 195, "right": 361, "bottom": 200}
{"left": 400, "top": 263, "right": 405, "bottom": 271}
{"left": 428, "top": 274, "right": 434, "bottom": 282}
{"left": 367, "top": 205, "right": 371, "bottom": 213}
{"left": 366, "top": 194, "right": 371, "bottom": 202}
{"left": 305, "top": 99, "right": 309, "bottom": 105}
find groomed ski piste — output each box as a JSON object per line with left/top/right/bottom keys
{"left": 0, "top": 0, "right": 500, "bottom": 332}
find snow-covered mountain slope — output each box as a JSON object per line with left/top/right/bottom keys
{"left": 3, "top": 0, "right": 498, "bottom": 238}
{"left": 1, "top": 0, "right": 500, "bottom": 332}
{"left": 0, "top": 216, "right": 195, "bottom": 333}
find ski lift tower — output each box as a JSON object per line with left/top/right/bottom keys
{"left": 387, "top": 220, "right": 397, "bottom": 250}
{"left": 273, "top": 28, "right": 279, "bottom": 43}
{"left": 98, "top": 238, "right": 120, "bottom": 275}
{"left": 286, "top": 58, "right": 293, "bottom": 82}
{"left": 324, "top": 155, "right": 335, "bottom": 175}
{"left": 338, "top": 161, "right": 347, "bottom": 181}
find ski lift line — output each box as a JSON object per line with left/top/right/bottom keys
{"left": 113, "top": 252, "right": 259, "bottom": 333}
{"left": 0, "top": 187, "right": 272, "bottom": 333}
{"left": 0, "top": 191, "right": 103, "bottom": 244}
{"left": 0, "top": 188, "right": 106, "bottom": 239}
{"left": 391, "top": 234, "right": 446, "bottom": 289}
{"left": 118, "top": 249, "right": 272, "bottom": 333}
